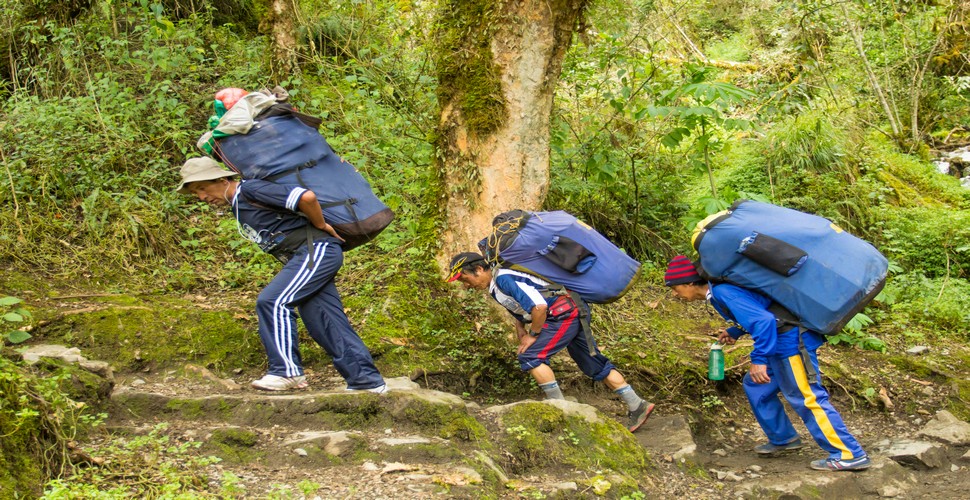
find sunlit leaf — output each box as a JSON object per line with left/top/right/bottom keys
{"left": 2, "top": 313, "right": 24, "bottom": 322}
{"left": 0, "top": 297, "right": 22, "bottom": 306}
{"left": 6, "top": 330, "right": 31, "bottom": 344}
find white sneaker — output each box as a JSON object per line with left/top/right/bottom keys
{"left": 346, "top": 383, "right": 387, "bottom": 394}
{"left": 251, "top": 374, "right": 308, "bottom": 391}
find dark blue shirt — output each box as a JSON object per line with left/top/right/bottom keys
{"left": 709, "top": 283, "right": 824, "bottom": 365}
{"left": 230, "top": 179, "right": 309, "bottom": 253}
{"left": 489, "top": 269, "right": 559, "bottom": 324}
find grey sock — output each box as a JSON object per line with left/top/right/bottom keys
{"left": 539, "top": 381, "right": 565, "bottom": 400}
{"left": 614, "top": 384, "right": 643, "bottom": 411}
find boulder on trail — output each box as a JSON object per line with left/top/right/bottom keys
{"left": 918, "top": 410, "right": 970, "bottom": 446}
{"left": 878, "top": 439, "right": 948, "bottom": 470}
{"left": 736, "top": 457, "right": 914, "bottom": 499}
{"left": 634, "top": 414, "right": 697, "bottom": 462}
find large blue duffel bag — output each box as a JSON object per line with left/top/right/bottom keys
{"left": 692, "top": 200, "right": 888, "bottom": 334}
{"left": 480, "top": 210, "right": 641, "bottom": 304}
{"left": 212, "top": 111, "right": 393, "bottom": 250}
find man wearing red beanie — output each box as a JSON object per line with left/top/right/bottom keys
{"left": 664, "top": 255, "right": 869, "bottom": 472}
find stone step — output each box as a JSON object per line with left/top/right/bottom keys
{"left": 735, "top": 456, "right": 917, "bottom": 498}
{"left": 108, "top": 420, "right": 473, "bottom": 472}
{"left": 109, "top": 377, "right": 484, "bottom": 439}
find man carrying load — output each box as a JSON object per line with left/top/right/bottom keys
{"left": 447, "top": 252, "right": 655, "bottom": 432}
{"left": 664, "top": 255, "right": 870, "bottom": 471}
{"left": 176, "top": 157, "right": 386, "bottom": 393}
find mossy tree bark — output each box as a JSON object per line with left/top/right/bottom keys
{"left": 434, "top": 0, "right": 589, "bottom": 265}
{"left": 262, "top": 0, "right": 299, "bottom": 80}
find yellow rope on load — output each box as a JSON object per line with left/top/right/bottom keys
{"left": 483, "top": 212, "right": 541, "bottom": 265}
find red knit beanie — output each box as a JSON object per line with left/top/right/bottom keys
{"left": 664, "top": 255, "right": 702, "bottom": 286}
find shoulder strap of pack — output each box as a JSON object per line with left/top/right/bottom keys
{"left": 712, "top": 283, "right": 801, "bottom": 335}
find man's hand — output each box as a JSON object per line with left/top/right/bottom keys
{"left": 518, "top": 335, "right": 537, "bottom": 355}
{"left": 749, "top": 364, "right": 770, "bottom": 384}
{"left": 717, "top": 328, "right": 736, "bottom": 345}
{"left": 320, "top": 222, "right": 344, "bottom": 242}
{"left": 298, "top": 191, "right": 345, "bottom": 242}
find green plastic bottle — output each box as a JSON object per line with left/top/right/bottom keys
{"left": 708, "top": 342, "right": 725, "bottom": 381}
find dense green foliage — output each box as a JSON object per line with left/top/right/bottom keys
{"left": 1, "top": 0, "right": 969, "bottom": 495}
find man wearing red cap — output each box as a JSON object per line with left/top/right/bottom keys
{"left": 447, "top": 252, "right": 655, "bottom": 432}
{"left": 664, "top": 255, "right": 869, "bottom": 471}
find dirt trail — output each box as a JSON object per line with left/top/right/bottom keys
{"left": 102, "top": 364, "right": 970, "bottom": 499}
{"left": 635, "top": 389, "right": 970, "bottom": 499}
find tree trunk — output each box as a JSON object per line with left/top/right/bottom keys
{"left": 841, "top": 4, "right": 901, "bottom": 137}
{"left": 909, "top": 9, "right": 951, "bottom": 146}
{"left": 263, "top": 0, "right": 299, "bottom": 80}
{"left": 435, "top": 0, "right": 588, "bottom": 265}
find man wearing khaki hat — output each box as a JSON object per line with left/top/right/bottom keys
{"left": 176, "top": 157, "right": 386, "bottom": 392}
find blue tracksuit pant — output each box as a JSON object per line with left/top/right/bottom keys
{"left": 743, "top": 348, "right": 865, "bottom": 460}
{"left": 255, "top": 237, "right": 384, "bottom": 389}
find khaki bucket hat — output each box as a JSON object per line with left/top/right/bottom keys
{"left": 176, "top": 157, "right": 237, "bottom": 194}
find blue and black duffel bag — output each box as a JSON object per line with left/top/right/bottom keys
{"left": 692, "top": 200, "right": 888, "bottom": 334}
{"left": 213, "top": 109, "right": 393, "bottom": 251}
{"left": 480, "top": 210, "right": 641, "bottom": 304}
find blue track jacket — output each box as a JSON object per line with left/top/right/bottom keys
{"left": 708, "top": 283, "right": 824, "bottom": 365}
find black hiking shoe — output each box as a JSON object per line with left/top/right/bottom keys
{"left": 754, "top": 438, "right": 803, "bottom": 455}
{"left": 627, "top": 402, "right": 655, "bottom": 433}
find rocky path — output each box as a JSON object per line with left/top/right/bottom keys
{"left": 636, "top": 410, "right": 970, "bottom": 499}
{"left": 20, "top": 345, "right": 970, "bottom": 498}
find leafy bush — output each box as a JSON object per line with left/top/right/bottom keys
{"left": 881, "top": 272, "right": 970, "bottom": 335}
{"left": 1, "top": 296, "right": 32, "bottom": 344}
{"left": 762, "top": 108, "right": 848, "bottom": 177}
{"left": 0, "top": 2, "right": 267, "bottom": 283}
{"left": 827, "top": 313, "right": 886, "bottom": 352}
{"left": 875, "top": 206, "right": 970, "bottom": 280}
{"left": 550, "top": 27, "right": 703, "bottom": 260}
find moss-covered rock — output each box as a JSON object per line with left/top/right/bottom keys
{"left": 36, "top": 294, "right": 265, "bottom": 373}
{"left": 387, "top": 392, "right": 487, "bottom": 441}
{"left": 0, "top": 356, "right": 93, "bottom": 498}
{"left": 489, "top": 400, "right": 650, "bottom": 485}
{"left": 31, "top": 357, "right": 113, "bottom": 407}
{"left": 111, "top": 386, "right": 492, "bottom": 442}
{"left": 204, "top": 427, "right": 262, "bottom": 464}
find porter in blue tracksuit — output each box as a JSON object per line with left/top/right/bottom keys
{"left": 177, "top": 157, "right": 384, "bottom": 391}
{"left": 708, "top": 283, "right": 866, "bottom": 461}
{"left": 665, "top": 254, "right": 868, "bottom": 471}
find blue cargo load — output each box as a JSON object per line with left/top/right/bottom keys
{"left": 481, "top": 210, "right": 641, "bottom": 304}
{"left": 692, "top": 200, "right": 888, "bottom": 334}
{"left": 213, "top": 113, "right": 393, "bottom": 250}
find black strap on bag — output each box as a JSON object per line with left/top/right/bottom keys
{"left": 268, "top": 225, "right": 328, "bottom": 265}
{"left": 796, "top": 328, "right": 817, "bottom": 379}
{"left": 767, "top": 302, "right": 817, "bottom": 379}
{"left": 265, "top": 159, "right": 318, "bottom": 185}
{"left": 266, "top": 160, "right": 363, "bottom": 239}
{"left": 539, "top": 285, "right": 597, "bottom": 356}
